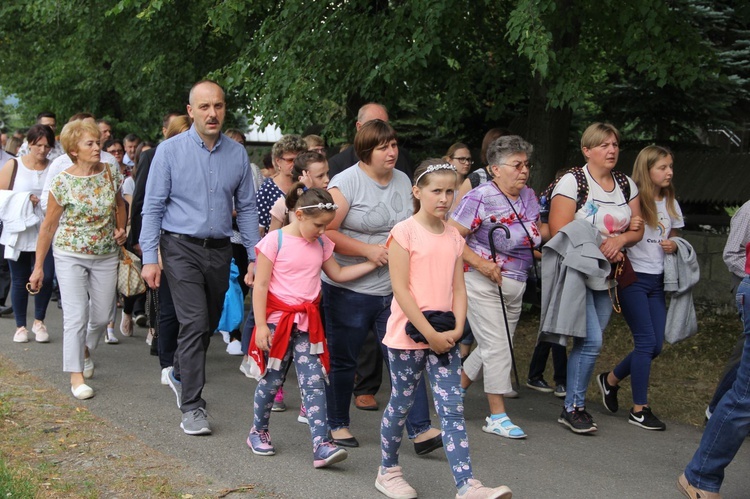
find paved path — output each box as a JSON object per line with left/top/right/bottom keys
{"left": 3, "top": 304, "right": 749, "bottom": 499}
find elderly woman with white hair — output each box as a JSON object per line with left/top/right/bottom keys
{"left": 449, "top": 135, "right": 542, "bottom": 439}
{"left": 29, "top": 119, "right": 127, "bottom": 400}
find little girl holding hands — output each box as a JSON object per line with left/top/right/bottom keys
{"left": 246, "top": 185, "right": 378, "bottom": 469}
{"left": 376, "top": 160, "right": 512, "bottom": 499}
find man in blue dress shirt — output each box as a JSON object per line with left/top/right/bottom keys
{"left": 140, "top": 80, "right": 260, "bottom": 435}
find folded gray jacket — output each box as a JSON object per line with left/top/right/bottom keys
{"left": 663, "top": 237, "right": 700, "bottom": 344}
{"left": 538, "top": 219, "right": 611, "bottom": 346}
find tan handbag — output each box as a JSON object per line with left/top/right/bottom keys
{"left": 118, "top": 246, "right": 147, "bottom": 297}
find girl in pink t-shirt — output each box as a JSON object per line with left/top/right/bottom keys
{"left": 375, "top": 161, "right": 512, "bottom": 499}
{"left": 247, "top": 185, "right": 377, "bottom": 469}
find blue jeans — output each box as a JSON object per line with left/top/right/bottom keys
{"left": 684, "top": 277, "right": 750, "bottom": 493}
{"left": 381, "top": 346, "right": 472, "bottom": 490}
{"left": 612, "top": 273, "right": 666, "bottom": 405}
{"left": 322, "top": 282, "right": 431, "bottom": 438}
{"left": 565, "top": 289, "right": 612, "bottom": 410}
{"left": 8, "top": 250, "right": 54, "bottom": 328}
{"left": 253, "top": 324, "right": 330, "bottom": 450}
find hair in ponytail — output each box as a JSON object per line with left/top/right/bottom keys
{"left": 285, "top": 182, "right": 335, "bottom": 217}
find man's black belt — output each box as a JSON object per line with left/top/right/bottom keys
{"left": 161, "top": 230, "right": 230, "bottom": 249}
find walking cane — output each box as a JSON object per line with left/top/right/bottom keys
{"left": 488, "top": 220, "right": 520, "bottom": 390}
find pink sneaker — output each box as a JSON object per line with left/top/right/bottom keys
{"left": 298, "top": 404, "right": 308, "bottom": 424}
{"left": 272, "top": 386, "right": 286, "bottom": 412}
{"left": 375, "top": 466, "right": 417, "bottom": 499}
{"left": 456, "top": 479, "right": 512, "bottom": 499}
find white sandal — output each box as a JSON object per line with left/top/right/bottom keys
{"left": 482, "top": 416, "right": 527, "bottom": 439}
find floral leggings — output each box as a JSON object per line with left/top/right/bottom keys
{"left": 381, "top": 346, "right": 472, "bottom": 489}
{"left": 253, "top": 324, "right": 329, "bottom": 450}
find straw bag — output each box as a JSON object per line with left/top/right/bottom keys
{"left": 118, "top": 247, "right": 147, "bottom": 297}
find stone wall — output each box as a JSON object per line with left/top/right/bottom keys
{"left": 682, "top": 230, "right": 735, "bottom": 313}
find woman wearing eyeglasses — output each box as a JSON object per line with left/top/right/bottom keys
{"left": 449, "top": 135, "right": 541, "bottom": 439}
{"left": 0, "top": 124, "right": 56, "bottom": 344}
{"left": 444, "top": 142, "right": 472, "bottom": 210}
{"left": 256, "top": 135, "right": 308, "bottom": 238}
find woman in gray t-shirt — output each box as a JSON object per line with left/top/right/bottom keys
{"left": 322, "top": 120, "right": 442, "bottom": 453}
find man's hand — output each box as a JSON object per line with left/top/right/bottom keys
{"left": 142, "top": 263, "right": 161, "bottom": 289}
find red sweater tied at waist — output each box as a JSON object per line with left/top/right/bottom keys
{"left": 246, "top": 291, "right": 329, "bottom": 380}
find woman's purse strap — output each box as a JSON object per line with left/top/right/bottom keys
{"left": 498, "top": 189, "right": 539, "bottom": 281}
{"left": 8, "top": 159, "right": 18, "bottom": 190}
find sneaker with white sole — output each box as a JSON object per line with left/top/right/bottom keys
{"left": 134, "top": 313, "right": 148, "bottom": 327}
{"left": 554, "top": 384, "right": 566, "bottom": 398}
{"left": 375, "top": 466, "right": 417, "bottom": 499}
{"left": 526, "top": 378, "right": 554, "bottom": 393}
{"left": 298, "top": 404, "right": 309, "bottom": 424}
{"left": 13, "top": 327, "right": 29, "bottom": 343}
{"left": 272, "top": 387, "right": 286, "bottom": 412}
{"left": 313, "top": 442, "right": 348, "bottom": 468}
{"left": 456, "top": 479, "right": 513, "bottom": 499}
{"left": 167, "top": 367, "right": 182, "bottom": 408}
{"left": 180, "top": 407, "right": 211, "bottom": 435}
{"left": 32, "top": 322, "right": 50, "bottom": 343}
{"left": 629, "top": 407, "right": 666, "bottom": 431}
{"left": 161, "top": 367, "right": 171, "bottom": 386}
{"left": 219, "top": 330, "right": 231, "bottom": 344}
{"left": 83, "top": 357, "right": 95, "bottom": 379}
{"left": 120, "top": 312, "right": 133, "bottom": 337}
{"left": 247, "top": 427, "right": 276, "bottom": 456}
{"left": 105, "top": 329, "right": 119, "bottom": 344}
{"left": 596, "top": 372, "right": 619, "bottom": 413}
{"left": 226, "top": 340, "right": 243, "bottom": 355}
{"left": 481, "top": 415, "right": 526, "bottom": 439}
{"left": 558, "top": 407, "right": 597, "bottom": 434}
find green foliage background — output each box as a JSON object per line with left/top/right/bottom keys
{"left": 1, "top": 0, "right": 748, "bottom": 185}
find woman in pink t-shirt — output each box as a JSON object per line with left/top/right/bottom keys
{"left": 245, "top": 185, "right": 377, "bottom": 470}
{"left": 375, "top": 160, "right": 512, "bottom": 499}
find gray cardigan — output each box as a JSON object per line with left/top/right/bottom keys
{"left": 663, "top": 237, "right": 700, "bottom": 344}
{"left": 538, "top": 219, "right": 611, "bottom": 345}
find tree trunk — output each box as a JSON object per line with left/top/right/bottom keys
{"left": 525, "top": 75, "right": 573, "bottom": 193}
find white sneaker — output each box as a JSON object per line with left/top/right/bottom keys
{"left": 105, "top": 328, "right": 119, "bottom": 344}
{"left": 161, "top": 367, "right": 171, "bottom": 386}
{"left": 120, "top": 312, "right": 133, "bottom": 337}
{"left": 226, "top": 340, "right": 243, "bottom": 355}
{"left": 219, "top": 330, "right": 231, "bottom": 344}
{"left": 83, "top": 357, "right": 95, "bottom": 379}
{"left": 13, "top": 327, "right": 30, "bottom": 343}
{"left": 32, "top": 322, "right": 50, "bottom": 343}
{"left": 71, "top": 383, "right": 94, "bottom": 400}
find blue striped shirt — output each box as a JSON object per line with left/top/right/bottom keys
{"left": 140, "top": 125, "right": 260, "bottom": 265}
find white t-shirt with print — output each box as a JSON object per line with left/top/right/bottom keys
{"left": 551, "top": 165, "right": 638, "bottom": 238}
{"left": 627, "top": 198, "right": 684, "bottom": 274}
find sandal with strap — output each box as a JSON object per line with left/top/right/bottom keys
{"left": 481, "top": 415, "right": 527, "bottom": 439}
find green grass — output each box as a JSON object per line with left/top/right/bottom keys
{"left": 0, "top": 456, "right": 36, "bottom": 498}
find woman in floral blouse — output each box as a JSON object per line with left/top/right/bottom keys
{"left": 449, "top": 135, "right": 541, "bottom": 439}
{"left": 29, "top": 119, "right": 126, "bottom": 400}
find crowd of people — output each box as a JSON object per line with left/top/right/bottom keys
{"left": 1, "top": 79, "right": 748, "bottom": 499}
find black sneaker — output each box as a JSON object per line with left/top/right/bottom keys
{"left": 526, "top": 378, "right": 554, "bottom": 393}
{"left": 596, "top": 372, "right": 619, "bottom": 413}
{"left": 554, "top": 384, "right": 566, "bottom": 398}
{"left": 629, "top": 407, "right": 666, "bottom": 431}
{"left": 558, "top": 408, "right": 597, "bottom": 434}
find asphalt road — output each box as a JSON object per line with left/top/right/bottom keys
{"left": 3, "top": 303, "right": 750, "bottom": 499}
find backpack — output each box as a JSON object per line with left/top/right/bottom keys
{"left": 538, "top": 166, "right": 631, "bottom": 223}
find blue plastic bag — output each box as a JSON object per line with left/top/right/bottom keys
{"left": 217, "top": 259, "right": 244, "bottom": 332}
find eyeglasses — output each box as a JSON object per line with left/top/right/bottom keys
{"left": 451, "top": 156, "right": 473, "bottom": 165}
{"left": 108, "top": 149, "right": 124, "bottom": 155}
{"left": 278, "top": 156, "right": 296, "bottom": 165}
{"left": 499, "top": 161, "right": 533, "bottom": 170}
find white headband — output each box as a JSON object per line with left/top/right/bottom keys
{"left": 415, "top": 163, "right": 457, "bottom": 185}
{"left": 299, "top": 202, "right": 338, "bottom": 211}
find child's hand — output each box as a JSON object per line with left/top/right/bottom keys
{"left": 427, "top": 331, "right": 455, "bottom": 355}
{"left": 255, "top": 325, "right": 272, "bottom": 352}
